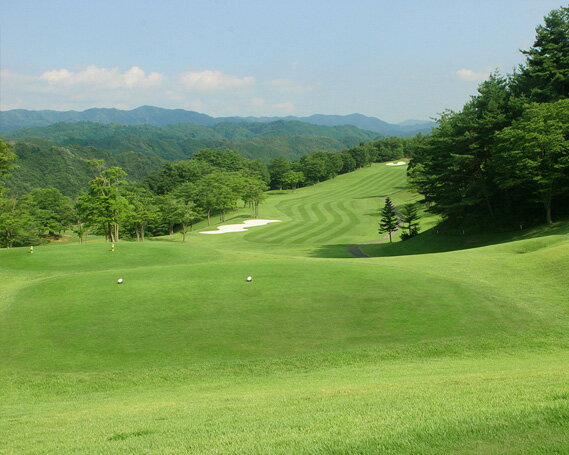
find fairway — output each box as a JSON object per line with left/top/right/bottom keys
{"left": 1, "top": 163, "right": 568, "bottom": 454}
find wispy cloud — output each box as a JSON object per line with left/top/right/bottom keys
{"left": 1, "top": 66, "right": 304, "bottom": 116}
{"left": 178, "top": 70, "right": 255, "bottom": 91}
{"left": 455, "top": 68, "right": 491, "bottom": 82}
{"left": 40, "top": 66, "right": 163, "bottom": 88}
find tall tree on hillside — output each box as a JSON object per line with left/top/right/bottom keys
{"left": 513, "top": 6, "right": 569, "bottom": 102}
{"left": 76, "top": 161, "right": 131, "bottom": 242}
{"left": 378, "top": 197, "right": 399, "bottom": 243}
{"left": 494, "top": 99, "right": 569, "bottom": 224}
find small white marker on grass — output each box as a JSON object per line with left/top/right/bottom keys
{"left": 117, "top": 278, "right": 124, "bottom": 284}
{"left": 246, "top": 276, "right": 253, "bottom": 282}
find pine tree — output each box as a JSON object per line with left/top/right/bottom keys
{"left": 400, "top": 204, "right": 420, "bottom": 240}
{"left": 379, "top": 197, "right": 399, "bottom": 243}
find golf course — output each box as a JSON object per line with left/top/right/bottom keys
{"left": 1, "top": 162, "right": 568, "bottom": 454}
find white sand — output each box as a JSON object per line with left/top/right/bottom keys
{"left": 386, "top": 161, "right": 407, "bottom": 166}
{"left": 200, "top": 219, "right": 282, "bottom": 234}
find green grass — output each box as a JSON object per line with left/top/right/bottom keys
{"left": 1, "top": 163, "right": 568, "bottom": 454}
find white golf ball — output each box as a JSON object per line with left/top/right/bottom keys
{"left": 246, "top": 276, "right": 253, "bottom": 282}
{"left": 117, "top": 278, "right": 124, "bottom": 284}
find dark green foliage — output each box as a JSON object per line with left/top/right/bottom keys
{"left": 28, "top": 187, "right": 75, "bottom": 236}
{"left": 0, "top": 195, "right": 43, "bottom": 247}
{"left": 3, "top": 120, "right": 379, "bottom": 163}
{"left": 3, "top": 140, "right": 164, "bottom": 197}
{"left": 400, "top": 204, "right": 420, "bottom": 240}
{"left": 494, "top": 99, "right": 569, "bottom": 224}
{"left": 379, "top": 197, "right": 399, "bottom": 243}
{"left": 76, "top": 163, "right": 131, "bottom": 242}
{"left": 409, "top": 7, "right": 569, "bottom": 231}
{"left": 0, "top": 138, "right": 17, "bottom": 179}
{"left": 513, "top": 6, "right": 569, "bottom": 102}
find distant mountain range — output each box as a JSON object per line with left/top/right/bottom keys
{"left": 0, "top": 106, "right": 435, "bottom": 137}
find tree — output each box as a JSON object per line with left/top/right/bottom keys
{"left": 123, "top": 187, "right": 159, "bottom": 241}
{"left": 177, "top": 200, "right": 201, "bottom": 242}
{"left": 75, "top": 161, "right": 131, "bottom": 242}
{"left": 193, "top": 172, "right": 239, "bottom": 225}
{"left": 513, "top": 6, "right": 569, "bottom": 102}
{"left": 282, "top": 170, "right": 304, "bottom": 191}
{"left": 268, "top": 157, "right": 291, "bottom": 190}
{"left": 0, "top": 196, "right": 41, "bottom": 248}
{"left": 399, "top": 204, "right": 420, "bottom": 240}
{"left": 0, "top": 138, "right": 17, "bottom": 196}
{"left": 238, "top": 176, "right": 268, "bottom": 218}
{"left": 29, "top": 187, "right": 75, "bottom": 237}
{"left": 408, "top": 73, "right": 521, "bottom": 228}
{"left": 494, "top": 99, "right": 569, "bottom": 224}
{"left": 378, "top": 197, "right": 399, "bottom": 243}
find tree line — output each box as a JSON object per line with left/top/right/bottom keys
{"left": 0, "top": 134, "right": 420, "bottom": 248}
{"left": 408, "top": 6, "right": 569, "bottom": 231}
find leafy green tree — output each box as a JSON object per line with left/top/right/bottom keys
{"left": 495, "top": 99, "right": 569, "bottom": 224}
{"left": 399, "top": 204, "right": 420, "bottom": 240}
{"left": 145, "top": 159, "right": 214, "bottom": 195}
{"left": 513, "top": 6, "right": 569, "bottom": 102}
{"left": 0, "top": 138, "right": 17, "bottom": 179}
{"left": 194, "top": 172, "right": 239, "bottom": 225}
{"left": 0, "top": 196, "right": 41, "bottom": 248}
{"left": 378, "top": 197, "right": 399, "bottom": 243}
{"left": 282, "top": 170, "right": 304, "bottom": 191}
{"left": 409, "top": 73, "right": 520, "bottom": 227}
{"left": 123, "top": 187, "right": 159, "bottom": 241}
{"left": 29, "top": 187, "right": 75, "bottom": 237}
{"left": 177, "top": 200, "right": 201, "bottom": 242}
{"left": 268, "top": 157, "right": 291, "bottom": 189}
{"left": 76, "top": 161, "right": 131, "bottom": 242}
{"left": 238, "top": 176, "right": 268, "bottom": 218}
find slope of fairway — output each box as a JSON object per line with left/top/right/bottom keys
{"left": 1, "top": 163, "right": 568, "bottom": 454}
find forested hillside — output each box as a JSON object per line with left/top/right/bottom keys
{"left": 3, "top": 120, "right": 379, "bottom": 161}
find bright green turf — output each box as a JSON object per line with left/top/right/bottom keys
{"left": 1, "top": 163, "right": 568, "bottom": 454}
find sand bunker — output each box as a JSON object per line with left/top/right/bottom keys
{"left": 200, "top": 219, "right": 282, "bottom": 234}
{"left": 386, "top": 161, "right": 407, "bottom": 166}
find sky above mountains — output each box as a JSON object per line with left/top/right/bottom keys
{"left": 0, "top": 0, "right": 563, "bottom": 122}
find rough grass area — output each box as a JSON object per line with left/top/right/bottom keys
{"left": 1, "top": 163, "right": 568, "bottom": 454}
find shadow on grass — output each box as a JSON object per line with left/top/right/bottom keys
{"left": 310, "top": 221, "right": 569, "bottom": 259}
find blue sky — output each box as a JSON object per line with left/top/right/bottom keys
{"left": 0, "top": 0, "right": 564, "bottom": 122}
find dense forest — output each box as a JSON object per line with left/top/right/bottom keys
{"left": 408, "top": 6, "right": 569, "bottom": 231}
{"left": 2, "top": 120, "right": 380, "bottom": 161}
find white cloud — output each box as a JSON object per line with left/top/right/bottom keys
{"left": 274, "top": 101, "right": 295, "bottom": 114}
{"left": 39, "top": 65, "right": 163, "bottom": 88}
{"left": 179, "top": 70, "right": 255, "bottom": 91}
{"left": 455, "top": 68, "right": 491, "bottom": 82}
